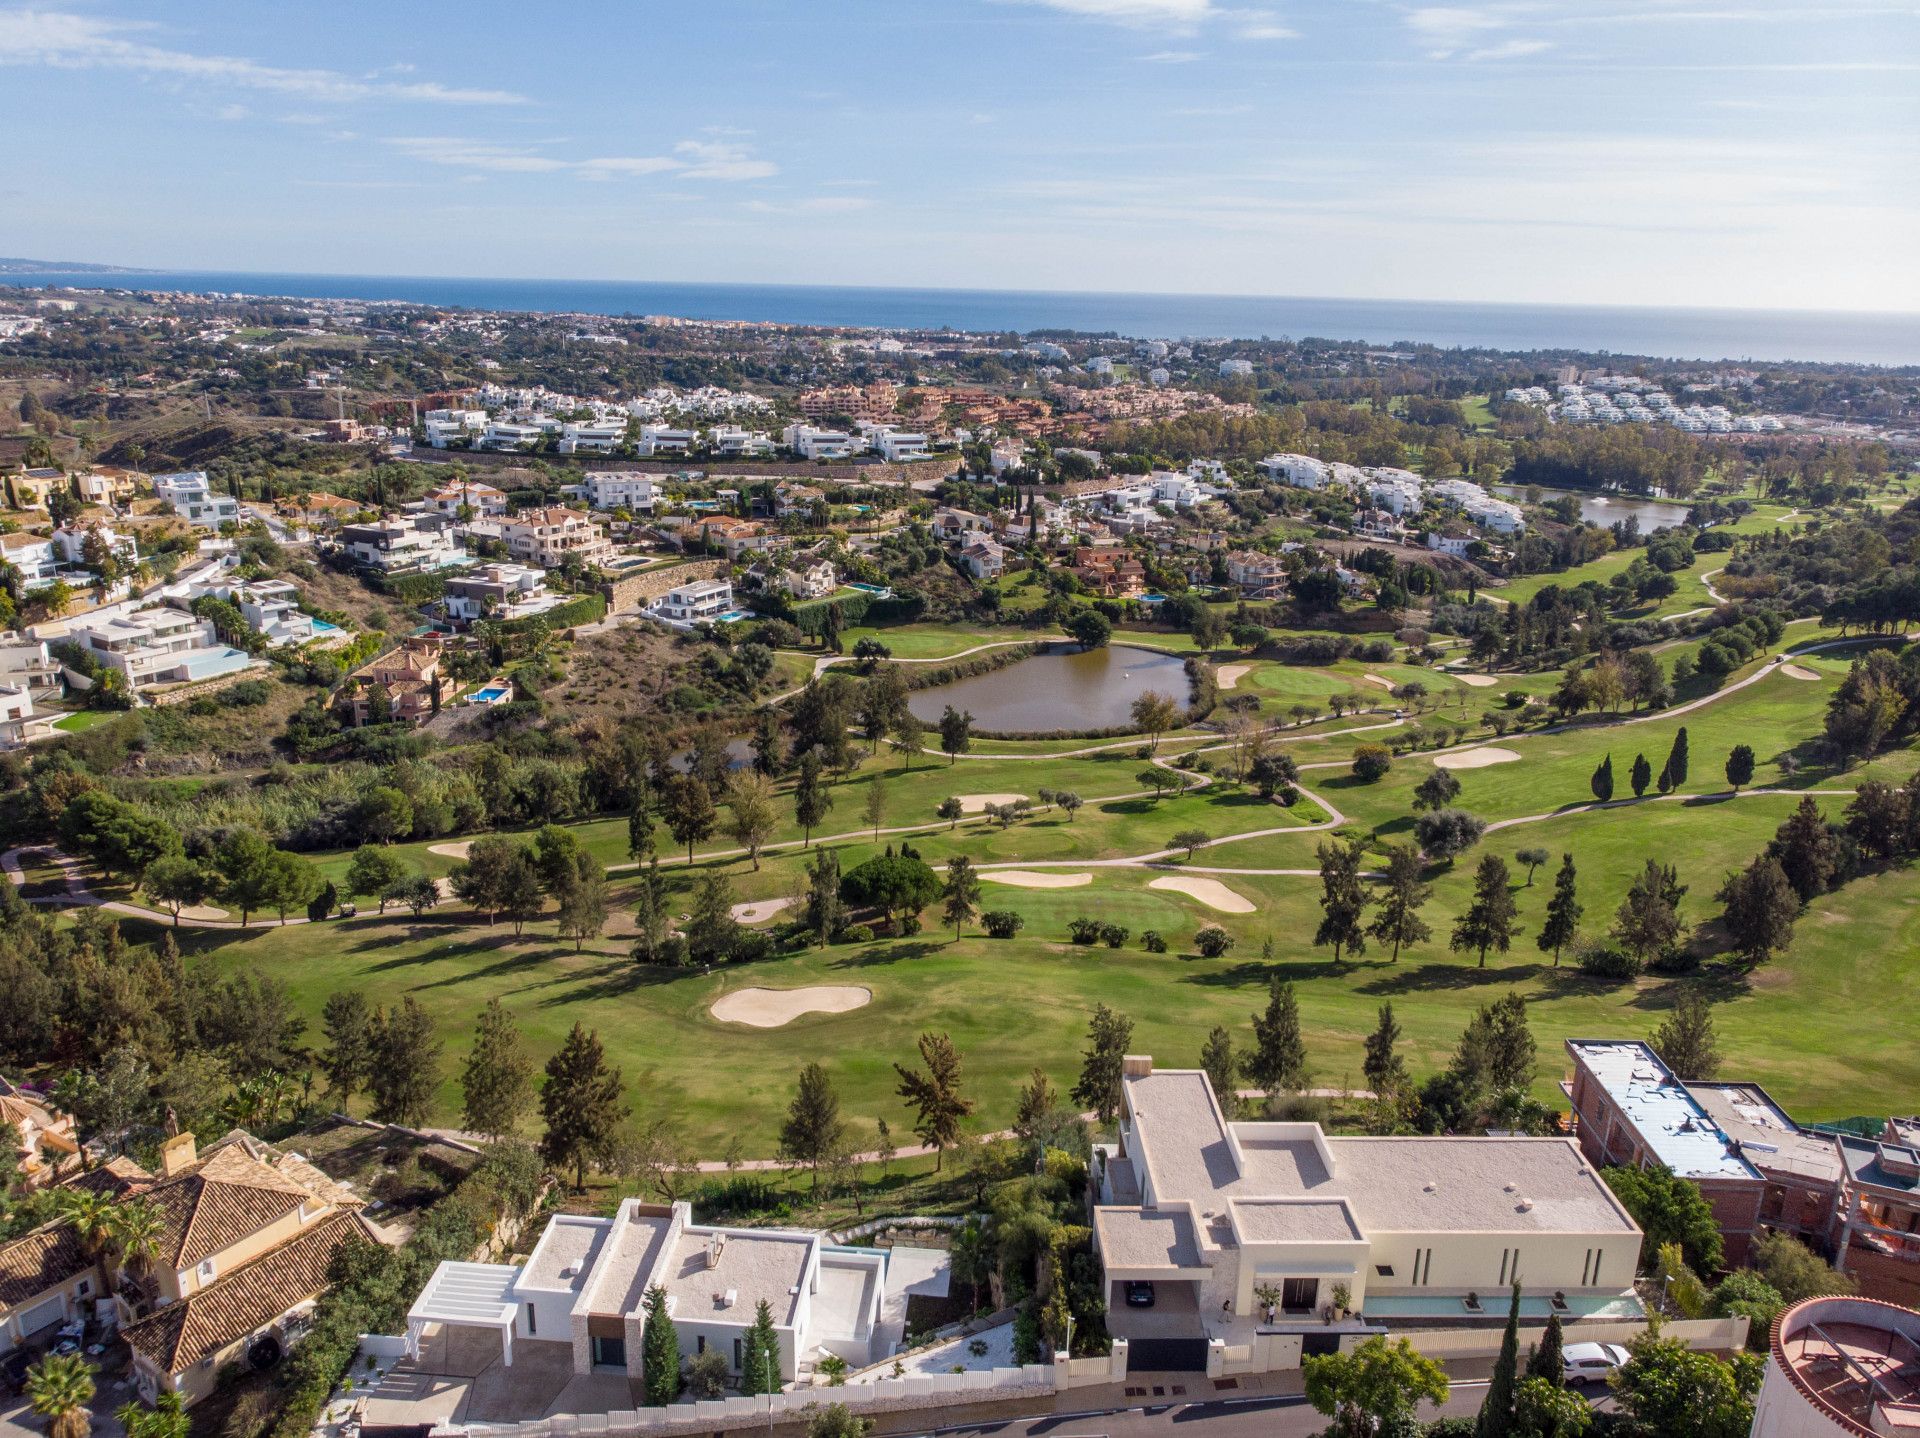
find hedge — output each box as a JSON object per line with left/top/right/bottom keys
{"left": 498, "top": 592, "right": 605, "bottom": 632}
{"left": 363, "top": 569, "right": 449, "bottom": 606}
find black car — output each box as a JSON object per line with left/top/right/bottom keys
{"left": 1124, "top": 1281, "right": 1156, "bottom": 1308}
{"left": 0, "top": 1349, "right": 32, "bottom": 1396}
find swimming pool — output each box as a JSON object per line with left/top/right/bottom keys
{"left": 467, "top": 683, "right": 512, "bottom": 704}
{"left": 846, "top": 582, "right": 894, "bottom": 597}
{"left": 716, "top": 609, "right": 751, "bottom": 623}
{"left": 310, "top": 618, "right": 340, "bottom": 633}
{"left": 1364, "top": 1294, "right": 1645, "bottom": 1321}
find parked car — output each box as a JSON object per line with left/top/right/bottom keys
{"left": 0, "top": 1350, "right": 31, "bottom": 1396}
{"left": 1124, "top": 1281, "right": 1156, "bottom": 1308}
{"left": 1562, "top": 1342, "right": 1631, "bottom": 1385}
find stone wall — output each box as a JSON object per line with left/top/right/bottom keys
{"left": 603, "top": 559, "right": 728, "bottom": 614}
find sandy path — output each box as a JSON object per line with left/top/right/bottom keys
{"left": 1433, "top": 746, "right": 1523, "bottom": 770}
{"left": 1360, "top": 674, "right": 1396, "bottom": 690}
{"left": 982, "top": 870, "right": 1092, "bottom": 889}
{"left": 1780, "top": 664, "right": 1820, "bottom": 680}
{"left": 730, "top": 897, "right": 793, "bottom": 925}
{"left": 1147, "top": 875, "right": 1256, "bottom": 913}
{"left": 428, "top": 841, "right": 473, "bottom": 860}
{"left": 1215, "top": 664, "right": 1250, "bottom": 690}
{"left": 710, "top": 985, "right": 872, "bottom": 1028}
{"left": 958, "top": 793, "right": 1027, "bottom": 813}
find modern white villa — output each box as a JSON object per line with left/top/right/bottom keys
{"left": 152, "top": 472, "right": 241, "bottom": 530}
{"left": 1092, "top": 1057, "right": 1645, "bottom": 1371}
{"left": 649, "top": 578, "right": 735, "bottom": 626}
{"left": 405, "top": 1200, "right": 885, "bottom": 1388}
{"left": 69, "top": 610, "right": 257, "bottom": 691}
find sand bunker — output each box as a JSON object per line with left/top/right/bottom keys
{"left": 958, "top": 793, "right": 1028, "bottom": 813}
{"left": 1453, "top": 673, "right": 1499, "bottom": 688}
{"left": 1215, "top": 665, "right": 1250, "bottom": 690}
{"left": 428, "top": 841, "right": 473, "bottom": 860}
{"left": 982, "top": 870, "right": 1093, "bottom": 889}
{"left": 1148, "top": 875, "right": 1256, "bottom": 913}
{"left": 1433, "top": 746, "right": 1523, "bottom": 770}
{"left": 710, "top": 985, "right": 872, "bottom": 1028}
{"left": 1779, "top": 664, "right": 1820, "bottom": 680}
{"left": 1360, "top": 674, "right": 1397, "bottom": 690}
{"left": 730, "top": 897, "right": 793, "bottom": 925}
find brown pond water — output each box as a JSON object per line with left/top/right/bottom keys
{"left": 906, "top": 643, "right": 1189, "bottom": 734}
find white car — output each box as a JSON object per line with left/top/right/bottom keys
{"left": 1562, "top": 1342, "right": 1631, "bottom": 1385}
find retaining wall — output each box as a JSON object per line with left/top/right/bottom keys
{"left": 602, "top": 559, "right": 727, "bottom": 613}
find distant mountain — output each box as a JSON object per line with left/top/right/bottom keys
{"left": 0, "top": 257, "right": 154, "bottom": 275}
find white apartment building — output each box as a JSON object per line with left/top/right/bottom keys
{"left": 635, "top": 425, "right": 696, "bottom": 456}
{"left": 499, "top": 509, "right": 616, "bottom": 570}
{"left": 0, "top": 637, "right": 62, "bottom": 692}
{"left": 558, "top": 419, "right": 629, "bottom": 455}
{"left": 863, "top": 426, "right": 930, "bottom": 462}
{"left": 442, "top": 564, "right": 562, "bottom": 624}
{"left": 0, "top": 533, "right": 60, "bottom": 588}
{"left": 572, "top": 472, "right": 658, "bottom": 513}
{"left": 153, "top": 472, "right": 241, "bottom": 530}
{"left": 1092, "top": 1057, "right": 1643, "bottom": 1370}
{"left": 781, "top": 424, "right": 865, "bottom": 461}
{"left": 340, "top": 517, "right": 468, "bottom": 573}
{"left": 1259, "top": 454, "right": 1334, "bottom": 490}
{"left": 0, "top": 683, "right": 56, "bottom": 749}
{"left": 711, "top": 426, "right": 776, "bottom": 458}
{"left": 482, "top": 420, "right": 551, "bottom": 452}
{"left": 650, "top": 578, "right": 735, "bottom": 625}
{"left": 406, "top": 1199, "right": 886, "bottom": 1389}
{"left": 70, "top": 610, "right": 256, "bottom": 691}
{"left": 423, "top": 409, "right": 488, "bottom": 448}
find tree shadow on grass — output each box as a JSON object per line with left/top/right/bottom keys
{"left": 544, "top": 957, "right": 688, "bottom": 1005}
{"left": 829, "top": 939, "right": 943, "bottom": 969}
{"left": 1355, "top": 960, "right": 1553, "bottom": 995}
{"left": 1099, "top": 799, "right": 1158, "bottom": 816}
{"left": 1178, "top": 957, "right": 1357, "bottom": 988}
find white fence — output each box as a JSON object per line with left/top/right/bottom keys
{"left": 1392, "top": 1316, "right": 1747, "bottom": 1361}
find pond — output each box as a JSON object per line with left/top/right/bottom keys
{"left": 1493, "top": 484, "right": 1691, "bottom": 533}
{"left": 907, "top": 642, "right": 1190, "bottom": 734}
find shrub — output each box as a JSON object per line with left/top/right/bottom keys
{"left": 1100, "top": 924, "right": 1129, "bottom": 948}
{"left": 1194, "top": 925, "right": 1235, "bottom": 957}
{"left": 1351, "top": 743, "right": 1393, "bottom": 781}
{"left": 841, "top": 924, "right": 874, "bottom": 944}
{"left": 1141, "top": 930, "right": 1167, "bottom": 953}
{"left": 1576, "top": 941, "right": 1643, "bottom": 981}
{"left": 1067, "top": 916, "right": 1102, "bottom": 945}
{"left": 982, "top": 910, "right": 1024, "bottom": 939}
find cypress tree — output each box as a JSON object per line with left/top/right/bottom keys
{"left": 641, "top": 1284, "right": 680, "bottom": 1405}
{"left": 1526, "top": 1310, "right": 1565, "bottom": 1384}
{"left": 1630, "top": 752, "right": 1652, "bottom": 798}
{"left": 1536, "top": 854, "right": 1582, "bottom": 966}
{"left": 1664, "top": 726, "right": 1690, "bottom": 791}
{"left": 1242, "top": 978, "right": 1308, "bottom": 1099}
{"left": 1476, "top": 1281, "right": 1523, "bottom": 1438}
{"left": 1590, "top": 753, "right": 1614, "bottom": 803}
{"left": 741, "top": 1299, "right": 781, "bottom": 1394}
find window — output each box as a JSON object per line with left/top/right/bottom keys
{"left": 696, "top": 1336, "right": 706, "bottom": 1355}
{"left": 196, "top": 1259, "right": 217, "bottom": 1286}
{"left": 733, "top": 1338, "right": 743, "bottom": 1369}
{"left": 1374, "top": 1265, "right": 1394, "bottom": 1279}
{"left": 75, "top": 1281, "right": 89, "bottom": 1297}
{"left": 526, "top": 1306, "right": 536, "bottom": 1336}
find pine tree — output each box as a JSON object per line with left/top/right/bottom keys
{"left": 1362, "top": 1003, "right": 1409, "bottom": 1097}
{"left": 892, "top": 1032, "right": 974, "bottom": 1170}
{"left": 1590, "top": 753, "right": 1614, "bottom": 803}
{"left": 741, "top": 1298, "right": 781, "bottom": 1394}
{"left": 1612, "top": 859, "right": 1689, "bottom": 968}
{"left": 626, "top": 775, "right": 656, "bottom": 864}
{"left": 1536, "top": 853, "right": 1581, "bottom": 966}
{"left": 793, "top": 751, "right": 832, "bottom": 846}
{"left": 1072, "top": 1004, "right": 1135, "bottom": 1124}
{"left": 1630, "top": 752, "right": 1652, "bottom": 798}
{"left": 1200, "top": 1027, "right": 1238, "bottom": 1117}
{"left": 641, "top": 1285, "right": 680, "bottom": 1405}
{"left": 460, "top": 998, "right": 534, "bottom": 1139}
{"left": 1725, "top": 743, "right": 1756, "bottom": 792}
{"left": 1772, "top": 796, "right": 1839, "bottom": 902}
{"left": 805, "top": 847, "right": 844, "bottom": 948}
{"left": 664, "top": 774, "right": 715, "bottom": 865}
{"left": 1717, "top": 855, "right": 1798, "bottom": 965}
{"left": 1242, "top": 978, "right": 1307, "bottom": 1099}
{"left": 540, "top": 1023, "right": 628, "bottom": 1191}
{"left": 1667, "top": 726, "right": 1690, "bottom": 789}
{"left": 1012, "top": 1068, "right": 1060, "bottom": 1143}
{"left": 1652, "top": 989, "right": 1721, "bottom": 1081}
{"left": 1477, "top": 1282, "right": 1523, "bottom": 1438}
{"left": 941, "top": 856, "right": 980, "bottom": 940}
{"left": 319, "top": 990, "right": 374, "bottom": 1105}
{"left": 752, "top": 707, "right": 785, "bottom": 777}
{"left": 1314, "top": 837, "right": 1369, "bottom": 962}
{"left": 780, "top": 1062, "right": 846, "bottom": 1196}
{"left": 367, "top": 997, "right": 442, "bottom": 1126}
{"left": 1452, "top": 854, "right": 1519, "bottom": 967}
{"left": 1366, "top": 843, "right": 1432, "bottom": 962}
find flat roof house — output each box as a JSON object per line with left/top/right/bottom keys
{"left": 406, "top": 1199, "right": 884, "bottom": 1390}
{"left": 70, "top": 610, "right": 255, "bottom": 692}
{"left": 443, "top": 564, "right": 563, "bottom": 624}
{"left": 1094, "top": 1057, "right": 1641, "bottom": 1369}
{"left": 574, "top": 471, "right": 658, "bottom": 513}
{"left": 152, "top": 472, "right": 241, "bottom": 530}
{"left": 650, "top": 578, "right": 734, "bottom": 626}
{"left": 339, "top": 516, "right": 469, "bottom": 574}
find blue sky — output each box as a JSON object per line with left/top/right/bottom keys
{"left": 3, "top": 1, "right": 1916, "bottom": 311}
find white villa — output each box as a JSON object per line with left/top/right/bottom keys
{"left": 339, "top": 517, "right": 469, "bottom": 573}
{"left": 650, "top": 578, "right": 735, "bottom": 626}
{"left": 1092, "top": 1057, "right": 1644, "bottom": 1371}
{"left": 406, "top": 1199, "right": 885, "bottom": 1387}
{"left": 572, "top": 472, "right": 659, "bottom": 513}
{"left": 152, "top": 472, "right": 241, "bottom": 530}
{"left": 69, "top": 610, "right": 256, "bottom": 692}
{"left": 187, "top": 578, "right": 326, "bottom": 647}
{"left": 443, "top": 564, "right": 563, "bottom": 624}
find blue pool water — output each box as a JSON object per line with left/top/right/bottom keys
{"left": 846, "top": 582, "right": 893, "bottom": 597}
{"left": 470, "top": 685, "right": 511, "bottom": 703}
{"left": 310, "top": 618, "right": 340, "bottom": 633}
{"left": 716, "top": 610, "right": 751, "bottom": 623}
{"left": 1364, "top": 1294, "right": 1645, "bottom": 1321}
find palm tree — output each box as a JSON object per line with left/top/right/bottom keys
{"left": 26, "top": 1353, "right": 95, "bottom": 1438}
{"left": 54, "top": 1190, "right": 114, "bottom": 1262}
{"left": 116, "top": 1390, "right": 186, "bottom": 1438}
{"left": 106, "top": 1197, "right": 166, "bottom": 1277}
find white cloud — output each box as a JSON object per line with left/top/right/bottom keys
{"left": 385, "top": 134, "right": 778, "bottom": 183}
{"left": 215, "top": 102, "right": 248, "bottom": 121}
{"left": 1465, "top": 36, "right": 1553, "bottom": 59}
{"left": 1143, "top": 48, "right": 1203, "bottom": 60}
{"left": 1223, "top": 8, "right": 1298, "bottom": 39}
{"left": 1405, "top": 5, "right": 1550, "bottom": 60}
{"left": 0, "top": 9, "right": 527, "bottom": 103}
{"left": 673, "top": 138, "right": 778, "bottom": 181}
{"left": 1001, "top": 0, "right": 1218, "bottom": 25}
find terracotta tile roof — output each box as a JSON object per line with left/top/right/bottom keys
{"left": 148, "top": 1145, "right": 314, "bottom": 1269}
{"left": 59, "top": 1156, "right": 152, "bottom": 1198}
{"left": 122, "top": 1211, "right": 371, "bottom": 1375}
{"left": 0, "top": 1224, "right": 92, "bottom": 1310}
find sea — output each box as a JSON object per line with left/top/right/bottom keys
{"left": 5, "top": 270, "right": 1917, "bottom": 367}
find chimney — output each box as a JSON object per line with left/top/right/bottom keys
{"left": 1122, "top": 1055, "right": 1153, "bottom": 1078}
{"left": 159, "top": 1129, "right": 197, "bottom": 1179}
{"left": 705, "top": 1232, "right": 726, "bottom": 1270}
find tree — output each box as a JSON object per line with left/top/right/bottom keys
{"left": 1351, "top": 743, "right": 1393, "bottom": 782}
{"left": 1661, "top": 725, "right": 1691, "bottom": 793}
{"left": 214, "top": 828, "right": 277, "bottom": 927}
{"left": 358, "top": 785, "right": 414, "bottom": 845}
{"left": 839, "top": 852, "right": 940, "bottom": 931}
{"left": 1302, "top": 1335, "right": 1449, "bottom": 1438}
{"left": 780, "top": 1062, "right": 846, "bottom": 1196}
{"left": 1363, "top": 1003, "right": 1410, "bottom": 1098}
{"left": 319, "top": 990, "right": 374, "bottom": 1105}
{"left": 461, "top": 998, "right": 534, "bottom": 1138}
{"left": 663, "top": 774, "right": 715, "bottom": 864}
{"left": 450, "top": 836, "right": 535, "bottom": 926}
{"left": 1725, "top": 743, "right": 1755, "bottom": 792}
{"left": 1071, "top": 1004, "right": 1134, "bottom": 1124}
{"left": 1536, "top": 854, "right": 1581, "bottom": 966}
{"left": 1607, "top": 1334, "right": 1760, "bottom": 1438}
{"left": 555, "top": 857, "right": 609, "bottom": 951}
{"left": 640, "top": 1285, "right": 679, "bottom": 1405}
{"left": 1603, "top": 1164, "right": 1723, "bottom": 1273}
{"left": 1452, "top": 854, "right": 1518, "bottom": 967}
{"left": 1771, "top": 796, "right": 1839, "bottom": 902}
{"left": 346, "top": 844, "right": 410, "bottom": 914}
{"left": 937, "top": 795, "right": 964, "bottom": 829}
{"left": 891, "top": 709, "right": 924, "bottom": 769}
{"left": 1454, "top": 992, "right": 1538, "bottom": 1094}
{"left": 1055, "top": 790, "right": 1084, "bottom": 822}
{"left": 1315, "top": 838, "right": 1369, "bottom": 962}
{"left": 1612, "top": 859, "right": 1688, "bottom": 969}
{"left": 25, "top": 1352, "right": 95, "bottom": 1438}
{"left": 941, "top": 856, "right": 980, "bottom": 940}
{"left": 725, "top": 770, "right": 778, "bottom": 869}
{"left": 1476, "top": 1281, "right": 1523, "bottom": 1438}
{"left": 1414, "top": 807, "right": 1486, "bottom": 862}
{"left": 1716, "top": 855, "right": 1797, "bottom": 964}
{"left": 1067, "top": 608, "right": 1112, "bottom": 649}
{"left": 541, "top": 1023, "right": 628, "bottom": 1190}
{"left": 1590, "top": 753, "right": 1614, "bottom": 803}
{"left": 1012, "top": 1067, "right": 1061, "bottom": 1144}
{"left": 1753, "top": 1230, "right": 1856, "bottom": 1304}
{"left": 740, "top": 1298, "right": 782, "bottom": 1395}
{"left": 1368, "top": 843, "right": 1431, "bottom": 962}
{"left": 1512, "top": 1377, "right": 1589, "bottom": 1438}
{"left": 1707, "top": 1270, "right": 1785, "bottom": 1354}
{"left": 1652, "top": 990, "right": 1720, "bottom": 1080}
{"left": 1200, "top": 1026, "right": 1238, "bottom": 1117}
{"left": 1413, "top": 768, "right": 1461, "bottom": 812}
{"left": 938, "top": 705, "right": 973, "bottom": 764}
{"left": 1194, "top": 924, "right": 1235, "bottom": 957}
{"left": 1526, "top": 1310, "right": 1566, "bottom": 1385}
{"left": 368, "top": 997, "right": 442, "bottom": 1126}
{"left": 498, "top": 848, "right": 546, "bottom": 936}
{"left": 1844, "top": 780, "right": 1909, "bottom": 859}
{"left": 1243, "top": 978, "right": 1307, "bottom": 1099}
{"left": 794, "top": 750, "right": 833, "bottom": 846}
{"left": 1515, "top": 847, "right": 1549, "bottom": 886}
{"left": 386, "top": 873, "right": 440, "bottom": 919}
{"left": 862, "top": 778, "right": 889, "bottom": 841}
{"left": 684, "top": 871, "right": 740, "bottom": 963}
{"left": 805, "top": 847, "right": 844, "bottom": 947}
{"left": 116, "top": 1391, "right": 187, "bottom": 1438}
{"left": 892, "top": 1032, "right": 973, "bottom": 1169}
{"left": 1131, "top": 690, "right": 1180, "bottom": 750}
{"left": 804, "top": 1404, "right": 872, "bottom": 1438}
{"left": 1170, "top": 828, "right": 1211, "bottom": 861}
{"left": 141, "top": 855, "right": 211, "bottom": 927}
{"left": 1630, "top": 752, "right": 1653, "bottom": 798}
